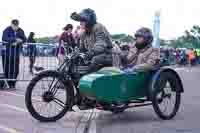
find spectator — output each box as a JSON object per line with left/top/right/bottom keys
{"left": 176, "top": 49, "right": 180, "bottom": 64}
{"left": 27, "top": 32, "right": 37, "bottom": 74}
{"left": 59, "top": 24, "right": 75, "bottom": 50}
{"left": 196, "top": 49, "right": 200, "bottom": 64}
{"left": 57, "top": 24, "right": 75, "bottom": 65}
{"left": 194, "top": 49, "right": 198, "bottom": 65}
{"left": 165, "top": 48, "right": 170, "bottom": 60}
{"left": 187, "top": 48, "right": 195, "bottom": 66}
{"left": 73, "top": 26, "right": 81, "bottom": 48}
{"left": 2, "top": 19, "right": 26, "bottom": 89}
{"left": 180, "top": 49, "right": 187, "bottom": 66}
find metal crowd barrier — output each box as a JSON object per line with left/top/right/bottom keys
{"left": 2, "top": 42, "right": 193, "bottom": 88}
{"left": 0, "top": 42, "right": 60, "bottom": 88}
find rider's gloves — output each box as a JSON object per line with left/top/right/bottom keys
{"left": 83, "top": 52, "right": 91, "bottom": 61}
{"left": 85, "top": 51, "right": 94, "bottom": 60}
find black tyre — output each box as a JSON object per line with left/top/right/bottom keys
{"left": 111, "top": 108, "right": 125, "bottom": 114}
{"left": 151, "top": 71, "right": 181, "bottom": 120}
{"left": 25, "top": 70, "right": 74, "bottom": 122}
{"left": 111, "top": 103, "right": 128, "bottom": 114}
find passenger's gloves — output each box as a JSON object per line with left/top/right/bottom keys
{"left": 121, "top": 65, "right": 140, "bottom": 73}
{"left": 121, "top": 67, "right": 136, "bottom": 73}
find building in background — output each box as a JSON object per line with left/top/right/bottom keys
{"left": 152, "top": 11, "right": 160, "bottom": 48}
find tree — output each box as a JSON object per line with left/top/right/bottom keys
{"left": 36, "top": 36, "right": 59, "bottom": 44}
{"left": 161, "top": 25, "right": 200, "bottom": 48}
{"left": 182, "top": 25, "right": 200, "bottom": 48}
{"left": 111, "top": 34, "right": 134, "bottom": 43}
{"left": 34, "top": 25, "right": 200, "bottom": 48}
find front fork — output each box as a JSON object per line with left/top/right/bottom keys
{"left": 67, "top": 75, "right": 82, "bottom": 106}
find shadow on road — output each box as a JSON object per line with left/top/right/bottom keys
{"left": 96, "top": 109, "right": 161, "bottom": 124}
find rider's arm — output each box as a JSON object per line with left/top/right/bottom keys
{"left": 89, "top": 24, "right": 112, "bottom": 57}
{"left": 79, "top": 35, "right": 87, "bottom": 52}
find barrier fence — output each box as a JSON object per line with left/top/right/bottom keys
{"left": 1, "top": 41, "right": 199, "bottom": 88}
{"left": 0, "top": 42, "right": 60, "bottom": 88}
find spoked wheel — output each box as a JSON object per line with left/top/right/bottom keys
{"left": 25, "top": 71, "right": 74, "bottom": 122}
{"left": 151, "top": 71, "right": 181, "bottom": 120}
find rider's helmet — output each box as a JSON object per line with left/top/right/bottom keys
{"left": 70, "top": 8, "right": 97, "bottom": 27}
{"left": 135, "top": 27, "right": 153, "bottom": 45}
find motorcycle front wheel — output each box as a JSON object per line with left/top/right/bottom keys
{"left": 25, "top": 70, "right": 74, "bottom": 122}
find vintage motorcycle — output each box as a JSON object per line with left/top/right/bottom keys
{"left": 25, "top": 46, "right": 184, "bottom": 122}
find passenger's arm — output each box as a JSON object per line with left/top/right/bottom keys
{"left": 126, "top": 47, "right": 139, "bottom": 64}
{"left": 134, "top": 48, "right": 160, "bottom": 71}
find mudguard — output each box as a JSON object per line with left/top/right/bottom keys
{"left": 149, "top": 67, "right": 184, "bottom": 93}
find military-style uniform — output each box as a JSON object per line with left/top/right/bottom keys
{"left": 80, "top": 23, "right": 113, "bottom": 72}
{"left": 126, "top": 45, "right": 160, "bottom": 71}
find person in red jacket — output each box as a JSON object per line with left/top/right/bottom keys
{"left": 57, "top": 24, "right": 75, "bottom": 65}
{"left": 59, "top": 24, "right": 75, "bottom": 49}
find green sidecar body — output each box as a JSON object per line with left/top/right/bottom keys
{"left": 79, "top": 67, "right": 153, "bottom": 103}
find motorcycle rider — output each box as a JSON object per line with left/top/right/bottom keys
{"left": 122, "top": 27, "right": 160, "bottom": 72}
{"left": 70, "top": 8, "right": 113, "bottom": 109}
{"left": 70, "top": 8, "right": 113, "bottom": 73}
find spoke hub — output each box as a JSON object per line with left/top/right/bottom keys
{"left": 42, "top": 91, "right": 54, "bottom": 102}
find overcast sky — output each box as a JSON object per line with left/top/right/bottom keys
{"left": 0, "top": 0, "right": 199, "bottom": 40}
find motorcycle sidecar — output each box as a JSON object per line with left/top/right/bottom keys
{"left": 79, "top": 66, "right": 184, "bottom": 120}
{"left": 79, "top": 67, "right": 150, "bottom": 103}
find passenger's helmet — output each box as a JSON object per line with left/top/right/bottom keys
{"left": 135, "top": 27, "right": 153, "bottom": 44}
{"left": 71, "top": 8, "right": 97, "bottom": 26}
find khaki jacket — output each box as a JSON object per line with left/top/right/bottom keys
{"left": 127, "top": 45, "right": 160, "bottom": 71}
{"left": 80, "top": 23, "right": 113, "bottom": 56}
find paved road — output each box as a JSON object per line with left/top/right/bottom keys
{"left": 0, "top": 66, "right": 199, "bottom": 133}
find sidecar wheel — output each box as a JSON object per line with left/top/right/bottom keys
{"left": 151, "top": 71, "right": 181, "bottom": 120}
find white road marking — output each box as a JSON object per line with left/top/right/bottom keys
{"left": 174, "top": 67, "right": 186, "bottom": 71}
{"left": 88, "top": 120, "right": 97, "bottom": 133}
{"left": 0, "top": 91, "right": 41, "bottom": 101}
{"left": 0, "top": 91, "right": 25, "bottom": 98}
{"left": 174, "top": 67, "right": 195, "bottom": 72}
{"left": 0, "top": 124, "right": 22, "bottom": 133}
{"left": 0, "top": 91, "right": 101, "bottom": 114}
{"left": 0, "top": 103, "right": 28, "bottom": 113}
